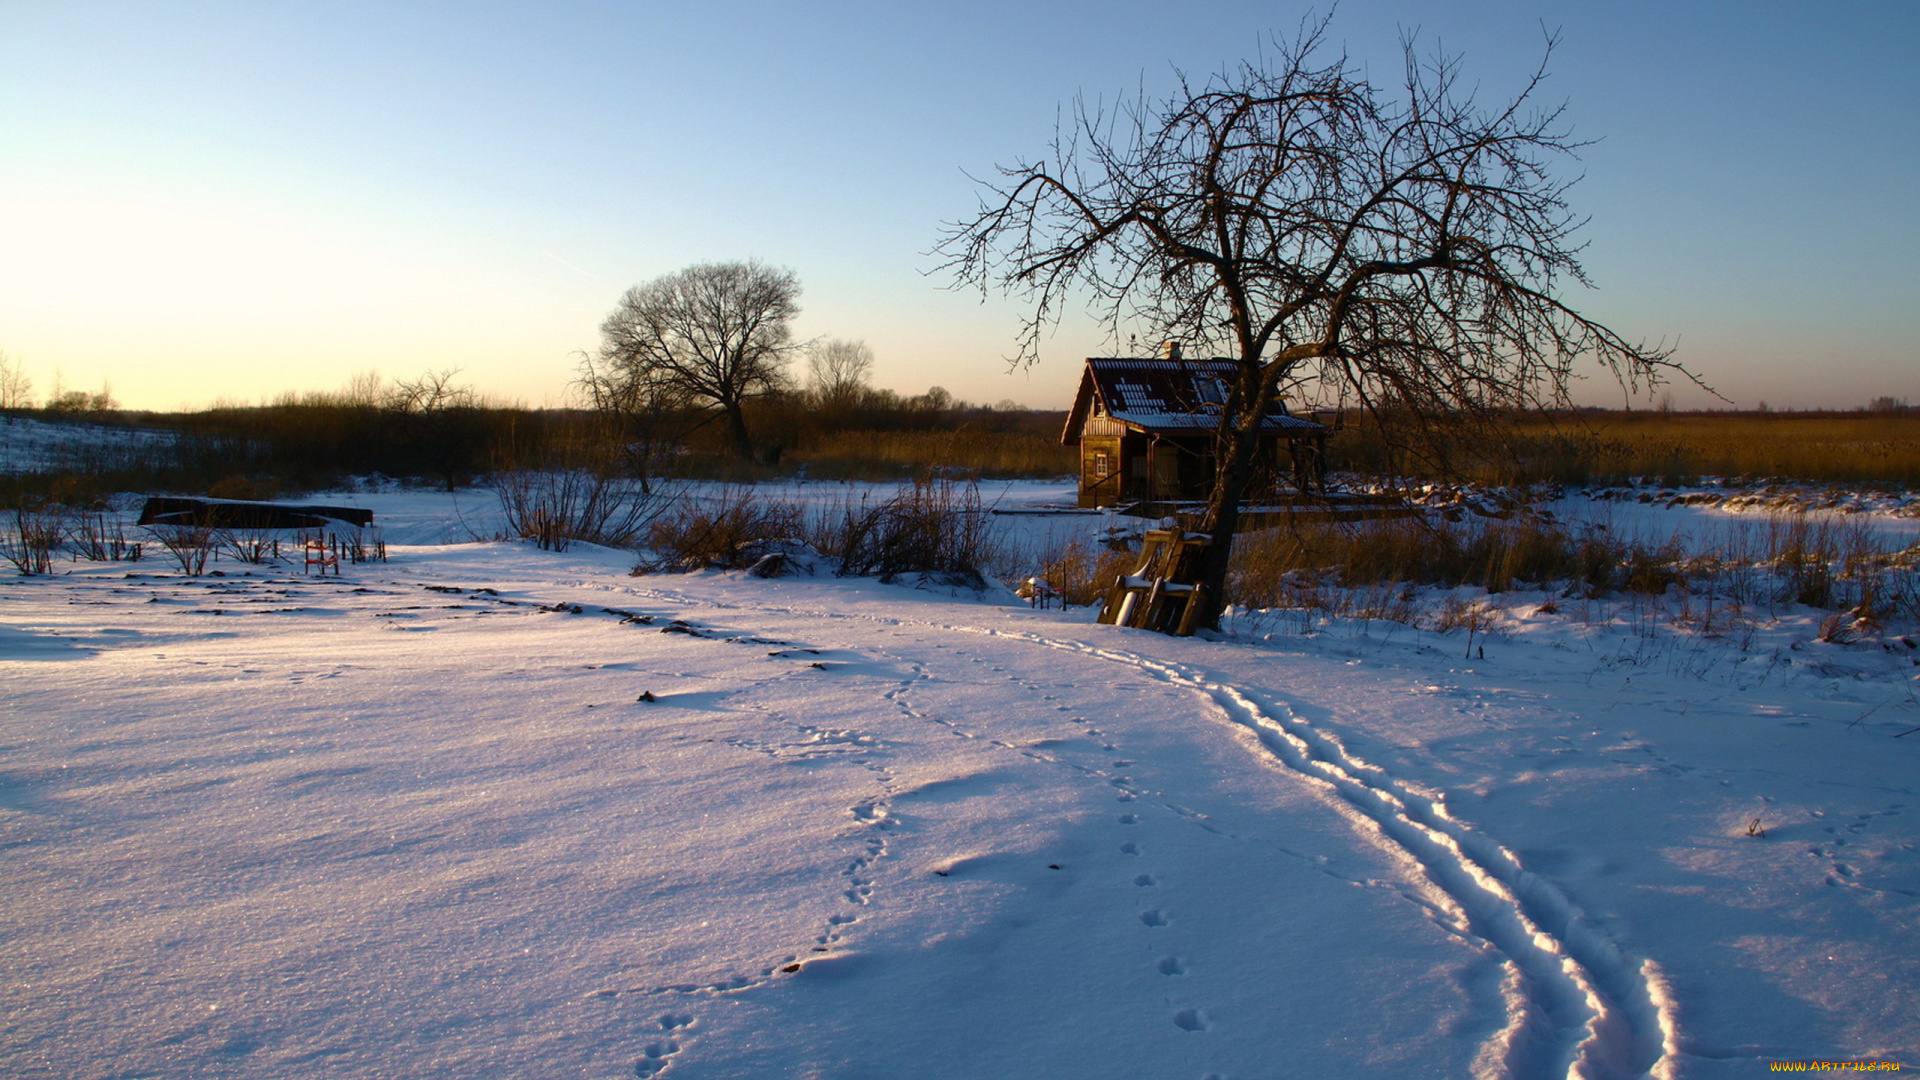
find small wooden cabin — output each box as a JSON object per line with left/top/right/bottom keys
{"left": 1062, "top": 346, "right": 1328, "bottom": 508}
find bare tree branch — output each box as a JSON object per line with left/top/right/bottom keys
{"left": 935, "top": 16, "right": 1701, "bottom": 631}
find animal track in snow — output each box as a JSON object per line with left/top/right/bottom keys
{"left": 633, "top": 1038, "right": 680, "bottom": 1077}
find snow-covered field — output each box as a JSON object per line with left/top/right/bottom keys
{"left": 0, "top": 414, "right": 178, "bottom": 475}
{"left": 4, "top": 484, "right": 1917, "bottom": 1078}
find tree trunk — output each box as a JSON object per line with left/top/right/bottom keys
{"left": 723, "top": 402, "right": 755, "bottom": 462}
{"left": 1187, "top": 417, "right": 1264, "bottom": 632}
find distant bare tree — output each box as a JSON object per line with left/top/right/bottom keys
{"left": 387, "top": 368, "right": 479, "bottom": 491}
{"left": 342, "top": 370, "right": 386, "bottom": 408}
{"left": 807, "top": 338, "right": 876, "bottom": 412}
{"left": 386, "top": 368, "right": 475, "bottom": 414}
{"left": 940, "top": 17, "right": 1691, "bottom": 631}
{"left": 597, "top": 261, "right": 801, "bottom": 461}
{"left": 0, "top": 350, "right": 30, "bottom": 411}
{"left": 46, "top": 381, "right": 115, "bottom": 415}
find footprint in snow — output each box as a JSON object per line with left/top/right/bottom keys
{"left": 1172, "top": 1008, "right": 1208, "bottom": 1032}
{"left": 634, "top": 1038, "right": 680, "bottom": 1077}
{"left": 1157, "top": 956, "right": 1185, "bottom": 976}
{"left": 1139, "top": 910, "right": 1167, "bottom": 927}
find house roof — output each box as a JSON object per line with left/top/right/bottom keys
{"left": 1062, "top": 357, "right": 1327, "bottom": 444}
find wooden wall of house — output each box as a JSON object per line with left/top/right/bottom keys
{"left": 1078, "top": 434, "right": 1126, "bottom": 507}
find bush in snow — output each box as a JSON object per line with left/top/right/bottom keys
{"left": 1, "top": 501, "right": 64, "bottom": 575}
{"left": 636, "top": 485, "right": 804, "bottom": 572}
{"left": 492, "top": 468, "right": 669, "bottom": 552}
{"left": 825, "top": 476, "right": 999, "bottom": 586}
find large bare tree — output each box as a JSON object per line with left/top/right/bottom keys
{"left": 597, "top": 260, "right": 801, "bottom": 462}
{"left": 940, "top": 19, "right": 1688, "bottom": 632}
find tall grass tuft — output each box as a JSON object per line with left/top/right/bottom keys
{"left": 1033, "top": 540, "right": 1139, "bottom": 607}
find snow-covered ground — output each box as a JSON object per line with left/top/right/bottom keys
{"left": 4, "top": 485, "right": 1917, "bottom": 1078}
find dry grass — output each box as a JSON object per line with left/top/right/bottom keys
{"left": 1032, "top": 540, "right": 1139, "bottom": 607}
{"left": 1330, "top": 409, "right": 1920, "bottom": 486}
{"left": 1220, "top": 510, "right": 1920, "bottom": 629}
{"left": 789, "top": 430, "right": 1074, "bottom": 480}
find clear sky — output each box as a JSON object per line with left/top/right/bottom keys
{"left": 3, "top": 1, "right": 1915, "bottom": 413}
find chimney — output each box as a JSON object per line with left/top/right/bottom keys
{"left": 1162, "top": 341, "right": 1182, "bottom": 361}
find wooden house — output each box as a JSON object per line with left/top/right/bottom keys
{"left": 1062, "top": 345, "right": 1328, "bottom": 508}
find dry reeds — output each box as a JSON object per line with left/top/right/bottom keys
{"left": 790, "top": 430, "right": 1073, "bottom": 480}
{"left": 1034, "top": 540, "right": 1138, "bottom": 607}
{"left": 1221, "top": 508, "right": 1912, "bottom": 628}
{"left": 1332, "top": 410, "right": 1920, "bottom": 486}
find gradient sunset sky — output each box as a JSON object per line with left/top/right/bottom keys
{"left": 3, "top": 1, "right": 1915, "bottom": 412}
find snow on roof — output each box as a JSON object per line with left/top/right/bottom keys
{"left": 1066, "top": 357, "right": 1327, "bottom": 440}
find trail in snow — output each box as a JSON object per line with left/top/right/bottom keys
{"left": 605, "top": 576, "right": 1682, "bottom": 1079}
{"left": 994, "top": 629, "right": 1683, "bottom": 1080}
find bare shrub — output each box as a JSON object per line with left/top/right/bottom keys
{"left": 639, "top": 485, "right": 802, "bottom": 572}
{"left": 492, "top": 468, "right": 668, "bottom": 553}
{"left": 69, "top": 513, "right": 142, "bottom": 562}
{"left": 220, "top": 527, "right": 281, "bottom": 564}
{"left": 827, "top": 477, "right": 999, "bottom": 585}
{"left": 2, "top": 503, "right": 65, "bottom": 575}
{"left": 148, "top": 518, "right": 216, "bottom": 576}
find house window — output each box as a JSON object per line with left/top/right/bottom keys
{"left": 1093, "top": 452, "right": 1111, "bottom": 478}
